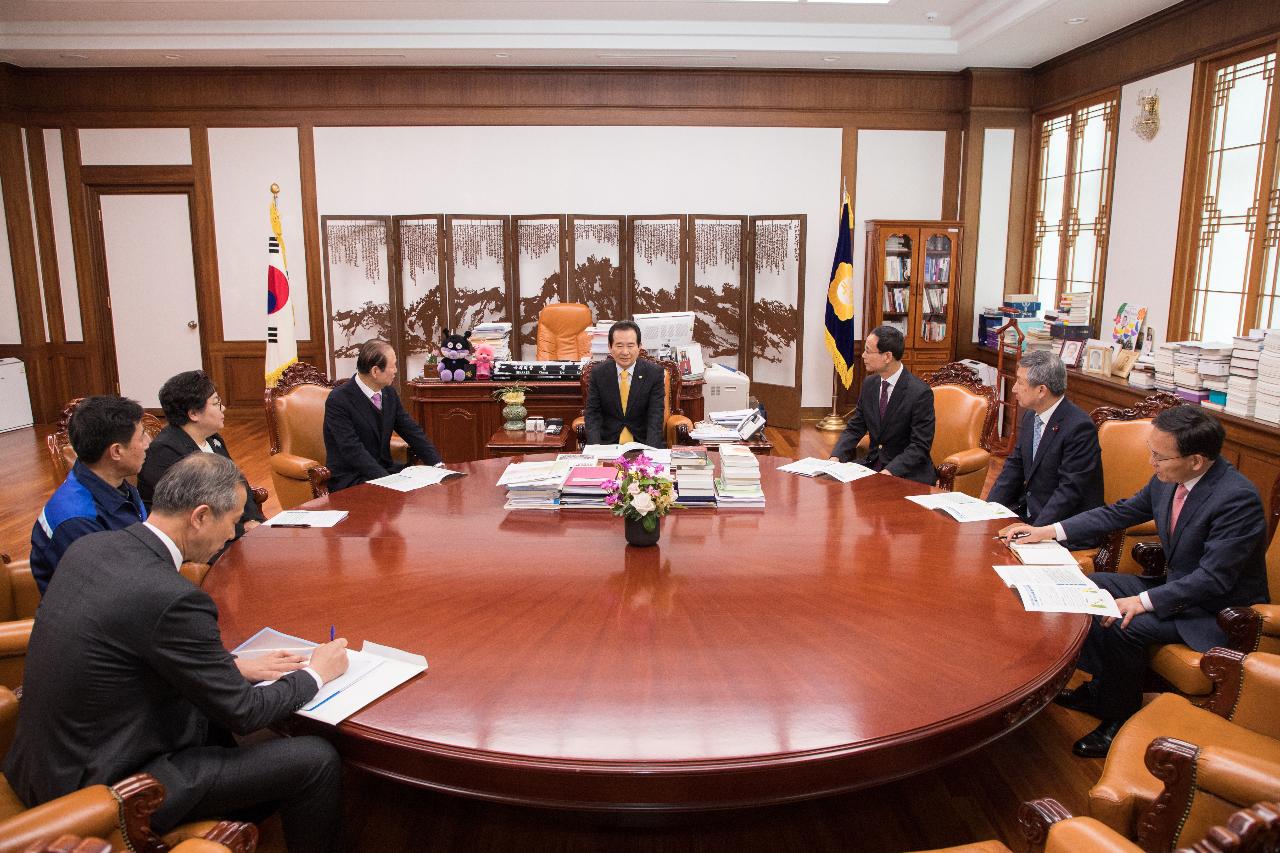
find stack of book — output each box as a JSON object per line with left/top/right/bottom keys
{"left": 674, "top": 469, "right": 716, "bottom": 506}
{"left": 498, "top": 460, "right": 569, "bottom": 510}
{"left": 1002, "top": 293, "right": 1041, "bottom": 318}
{"left": 559, "top": 466, "right": 617, "bottom": 509}
{"left": 1226, "top": 334, "right": 1263, "bottom": 418}
{"left": 470, "top": 322, "right": 513, "bottom": 361}
{"left": 1153, "top": 342, "right": 1178, "bottom": 392}
{"left": 1053, "top": 290, "right": 1092, "bottom": 325}
{"left": 587, "top": 322, "right": 613, "bottom": 360}
{"left": 1022, "top": 322, "right": 1055, "bottom": 355}
{"left": 1172, "top": 342, "right": 1209, "bottom": 403}
{"left": 1255, "top": 331, "right": 1280, "bottom": 424}
{"left": 1197, "top": 343, "right": 1233, "bottom": 409}
{"left": 715, "top": 445, "right": 765, "bottom": 508}
{"left": 1128, "top": 361, "right": 1155, "bottom": 390}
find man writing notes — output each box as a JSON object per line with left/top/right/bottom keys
{"left": 1000, "top": 406, "right": 1269, "bottom": 758}
{"left": 987, "top": 351, "right": 1104, "bottom": 546}
{"left": 5, "top": 454, "right": 351, "bottom": 853}
{"left": 829, "top": 324, "right": 936, "bottom": 485}
{"left": 30, "top": 395, "right": 150, "bottom": 593}
{"left": 583, "top": 320, "right": 667, "bottom": 448}
{"left": 324, "top": 338, "right": 443, "bottom": 492}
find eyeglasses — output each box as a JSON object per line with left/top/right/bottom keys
{"left": 1147, "top": 447, "right": 1184, "bottom": 463}
{"left": 208, "top": 398, "right": 225, "bottom": 412}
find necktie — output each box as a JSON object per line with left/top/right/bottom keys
{"left": 371, "top": 391, "right": 382, "bottom": 411}
{"left": 619, "top": 369, "right": 634, "bottom": 444}
{"left": 1169, "top": 484, "right": 1189, "bottom": 534}
{"left": 1031, "top": 415, "right": 1044, "bottom": 459}
{"left": 878, "top": 379, "right": 890, "bottom": 419}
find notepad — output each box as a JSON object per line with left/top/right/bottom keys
{"left": 904, "top": 492, "right": 1018, "bottom": 522}
{"left": 1009, "top": 541, "right": 1077, "bottom": 565}
{"left": 262, "top": 510, "right": 349, "bottom": 528}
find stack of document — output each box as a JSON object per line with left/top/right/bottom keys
{"left": 1256, "top": 330, "right": 1280, "bottom": 424}
{"left": 470, "top": 322, "right": 513, "bottom": 361}
{"left": 777, "top": 457, "right": 877, "bottom": 483}
{"left": 1227, "top": 334, "right": 1263, "bottom": 418}
{"left": 559, "top": 466, "right": 616, "bottom": 509}
{"left": 497, "top": 460, "right": 570, "bottom": 510}
{"left": 587, "top": 322, "right": 614, "bottom": 360}
{"left": 716, "top": 445, "right": 764, "bottom": 507}
{"left": 675, "top": 466, "right": 717, "bottom": 505}
{"left": 904, "top": 491, "right": 1017, "bottom": 522}
{"left": 992, "top": 564, "right": 1121, "bottom": 617}
{"left": 1008, "top": 540, "right": 1078, "bottom": 565}
{"left": 670, "top": 447, "right": 712, "bottom": 471}
{"left": 690, "top": 409, "right": 766, "bottom": 444}
{"left": 233, "top": 627, "right": 429, "bottom": 725}
{"left": 368, "top": 465, "right": 465, "bottom": 492}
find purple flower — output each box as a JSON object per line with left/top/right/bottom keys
{"left": 604, "top": 494, "right": 619, "bottom": 506}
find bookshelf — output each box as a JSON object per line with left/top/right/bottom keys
{"left": 864, "top": 220, "right": 964, "bottom": 375}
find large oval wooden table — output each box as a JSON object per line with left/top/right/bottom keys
{"left": 208, "top": 455, "right": 1087, "bottom": 814}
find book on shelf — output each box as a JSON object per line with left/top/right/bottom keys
{"left": 884, "top": 256, "right": 910, "bottom": 283}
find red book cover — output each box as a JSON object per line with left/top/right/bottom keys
{"left": 563, "top": 466, "right": 617, "bottom": 489}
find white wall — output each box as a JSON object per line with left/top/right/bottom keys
{"left": 43, "top": 130, "right": 82, "bottom": 341}
{"left": 972, "top": 128, "right": 1016, "bottom": 341}
{"left": 0, "top": 147, "right": 19, "bottom": 345}
{"left": 314, "top": 125, "right": 844, "bottom": 406}
{"left": 1102, "top": 63, "right": 1195, "bottom": 346}
{"left": 208, "top": 128, "right": 312, "bottom": 341}
{"left": 853, "top": 130, "right": 947, "bottom": 337}
{"left": 79, "top": 128, "right": 192, "bottom": 166}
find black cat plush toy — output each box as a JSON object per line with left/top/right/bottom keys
{"left": 437, "top": 329, "right": 474, "bottom": 382}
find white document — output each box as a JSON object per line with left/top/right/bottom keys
{"left": 1010, "top": 541, "right": 1078, "bottom": 565}
{"left": 778, "top": 458, "right": 877, "bottom": 483}
{"left": 262, "top": 510, "right": 348, "bottom": 528}
{"left": 1014, "top": 584, "right": 1121, "bottom": 617}
{"left": 992, "top": 565, "right": 1097, "bottom": 588}
{"left": 497, "top": 460, "right": 569, "bottom": 487}
{"left": 368, "top": 465, "right": 465, "bottom": 492}
{"left": 556, "top": 453, "right": 597, "bottom": 466}
{"left": 904, "top": 492, "right": 1017, "bottom": 522}
{"left": 582, "top": 442, "right": 657, "bottom": 458}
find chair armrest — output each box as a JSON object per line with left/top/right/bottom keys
{"left": 573, "top": 419, "right": 586, "bottom": 444}
{"left": 0, "top": 773, "right": 165, "bottom": 853}
{"left": 942, "top": 447, "right": 990, "bottom": 474}
{"left": 5, "top": 563, "right": 38, "bottom": 620}
{"left": 307, "top": 466, "right": 331, "bottom": 500}
{"left": 1044, "top": 817, "right": 1142, "bottom": 853}
{"left": 1017, "top": 797, "right": 1073, "bottom": 853}
{"left": 0, "top": 685, "right": 18, "bottom": 756}
{"left": 249, "top": 487, "right": 268, "bottom": 510}
{"left": 166, "top": 820, "right": 259, "bottom": 853}
{"left": 1258, "top": 604, "right": 1279, "bottom": 638}
{"left": 0, "top": 619, "right": 32, "bottom": 657}
{"left": 180, "top": 563, "right": 211, "bottom": 587}
{"left": 1217, "top": 606, "right": 1264, "bottom": 654}
{"left": 935, "top": 462, "right": 958, "bottom": 492}
{"left": 1204, "top": 646, "right": 1280, "bottom": 738}
{"left": 1129, "top": 541, "right": 1166, "bottom": 580}
{"left": 1193, "top": 745, "right": 1280, "bottom": 807}
{"left": 664, "top": 415, "right": 693, "bottom": 448}
{"left": 674, "top": 422, "right": 693, "bottom": 446}
{"left": 268, "top": 452, "right": 321, "bottom": 480}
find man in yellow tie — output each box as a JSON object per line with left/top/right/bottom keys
{"left": 583, "top": 320, "right": 667, "bottom": 447}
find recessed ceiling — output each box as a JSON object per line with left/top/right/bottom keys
{"left": 0, "top": 0, "right": 1184, "bottom": 71}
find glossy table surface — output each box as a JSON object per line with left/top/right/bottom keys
{"left": 207, "top": 456, "right": 1087, "bottom": 811}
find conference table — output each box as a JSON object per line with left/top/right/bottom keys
{"left": 208, "top": 455, "right": 1088, "bottom": 814}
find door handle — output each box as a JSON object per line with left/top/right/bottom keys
{"left": 188, "top": 320, "right": 198, "bottom": 329}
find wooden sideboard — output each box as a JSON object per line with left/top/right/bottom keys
{"left": 409, "top": 377, "right": 705, "bottom": 463}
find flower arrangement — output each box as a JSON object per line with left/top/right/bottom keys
{"left": 602, "top": 453, "right": 680, "bottom": 532}
{"left": 491, "top": 383, "right": 529, "bottom": 404}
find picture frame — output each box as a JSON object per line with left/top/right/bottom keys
{"left": 1082, "top": 342, "right": 1114, "bottom": 376}
{"left": 1111, "top": 348, "right": 1141, "bottom": 379}
{"left": 1059, "top": 339, "right": 1085, "bottom": 368}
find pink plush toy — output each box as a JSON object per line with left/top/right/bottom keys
{"left": 473, "top": 342, "right": 496, "bottom": 380}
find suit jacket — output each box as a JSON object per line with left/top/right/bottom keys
{"left": 987, "top": 399, "right": 1104, "bottom": 544}
{"left": 1062, "top": 458, "right": 1270, "bottom": 651}
{"left": 138, "top": 424, "right": 265, "bottom": 539}
{"left": 323, "top": 377, "right": 442, "bottom": 492}
{"left": 583, "top": 358, "right": 667, "bottom": 448}
{"left": 830, "top": 368, "right": 936, "bottom": 485}
{"left": 2, "top": 524, "right": 319, "bottom": 824}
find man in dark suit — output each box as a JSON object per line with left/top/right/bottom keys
{"left": 140, "top": 369, "right": 264, "bottom": 539}
{"left": 829, "top": 324, "right": 936, "bottom": 485}
{"left": 987, "top": 351, "right": 1104, "bottom": 546}
{"left": 4, "top": 453, "right": 351, "bottom": 852}
{"left": 1001, "top": 406, "right": 1269, "bottom": 757}
{"left": 583, "top": 320, "right": 666, "bottom": 447}
{"left": 324, "top": 339, "right": 443, "bottom": 492}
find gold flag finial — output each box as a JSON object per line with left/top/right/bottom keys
{"left": 269, "top": 183, "right": 287, "bottom": 270}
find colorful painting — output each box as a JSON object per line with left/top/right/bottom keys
{"left": 1112, "top": 302, "right": 1147, "bottom": 349}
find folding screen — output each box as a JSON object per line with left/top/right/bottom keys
{"left": 748, "top": 215, "right": 805, "bottom": 429}
{"left": 393, "top": 215, "right": 448, "bottom": 380}
{"left": 689, "top": 216, "right": 748, "bottom": 369}
{"left": 568, "top": 215, "right": 626, "bottom": 324}
{"left": 322, "top": 216, "right": 394, "bottom": 380}
{"left": 446, "top": 215, "right": 512, "bottom": 334}
{"left": 513, "top": 215, "right": 567, "bottom": 360}
{"left": 628, "top": 215, "right": 687, "bottom": 314}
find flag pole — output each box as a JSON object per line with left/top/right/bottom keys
{"left": 815, "top": 370, "right": 848, "bottom": 431}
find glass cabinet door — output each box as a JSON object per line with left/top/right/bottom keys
{"left": 881, "top": 231, "right": 913, "bottom": 339}
{"left": 920, "top": 232, "right": 952, "bottom": 344}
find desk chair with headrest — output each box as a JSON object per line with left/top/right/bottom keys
{"left": 536, "top": 303, "right": 593, "bottom": 361}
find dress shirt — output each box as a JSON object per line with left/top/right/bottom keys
{"left": 1054, "top": 471, "right": 1206, "bottom": 612}
{"left": 142, "top": 521, "right": 324, "bottom": 689}
{"left": 878, "top": 363, "right": 904, "bottom": 398}
{"left": 353, "top": 374, "right": 380, "bottom": 402}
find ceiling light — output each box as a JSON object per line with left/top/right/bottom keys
{"left": 823, "top": 57, "right": 839, "bottom": 62}
{"left": 598, "top": 53, "right": 737, "bottom": 60}
{"left": 495, "top": 53, "right": 510, "bottom": 58}
{"left": 1066, "top": 17, "right": 1087, "bottom": 24}
{"left": 163, "top": 54, "right": 181, "bottom": 60}
{"left": 60, "top": 53, "right": 88, "bottom": 60}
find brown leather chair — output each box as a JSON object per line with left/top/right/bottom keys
{"left": 908, "top": 797, "right": 1280, "bottom": 853}
{"left": 22, "top": 821, "right": 258, "bottom": 853}
{"left": 1071, "top": 392, "right": 1183, "bottom": 574}
{"left": 1088, "top": 648, "right": 1280, "bottom": 841}
{"left": 535, "top": 303, "right": 592, "bottom": 361}
{"left": 46, "top": 398, "right": 165, "bottom": 484}
{"left": 924, "top": 363, "right": 997, "bottom": 496}
{"left": 266, "top": 362, "right": 411, "bottom": 508}
{"left": 572, "top": 358, "right": 695, "bottom": 449}
{"left": 0, "top": 556, "right": 38, "bottom": 689}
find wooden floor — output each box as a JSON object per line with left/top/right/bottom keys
{"left": 3, "top": 413, "right": 1104, "bottom": 853}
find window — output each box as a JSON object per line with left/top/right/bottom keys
{"left": 1028, "top": 93, "right": 1120, "bottom": 328}
{"left": 1182, "top": 47, "right": 1280, "bottom": 342}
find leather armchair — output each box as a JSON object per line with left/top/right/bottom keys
{"left": 23, "top": 821, "right": 257, "bottom": 853}
{"left": 1088, "top": 648, "right": 1280, "bottom": 840}
{"left": 536, "top": 303, "right": 592, "bottom": 361}
{"left": 572, "top": 358, "right": 695, "bottom": 449}
{"left": 925, "top": 363, "right": 996, "bottom": 496}
{"left": 1071, "top": 393, "right": 1183, "bottom": 574}
{"left": 0, "top": 556, "right": 38, "bottom": 689}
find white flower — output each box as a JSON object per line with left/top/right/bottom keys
{"left": 628, "top": 482, "right": 641, "bottom": 496}
{"left": 631, "top": 492, "right": 656, "bottom": 514}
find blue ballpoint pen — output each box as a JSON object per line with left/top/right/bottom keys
{"left": 330, "top": 624, "right": 335, "bottom": 641}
